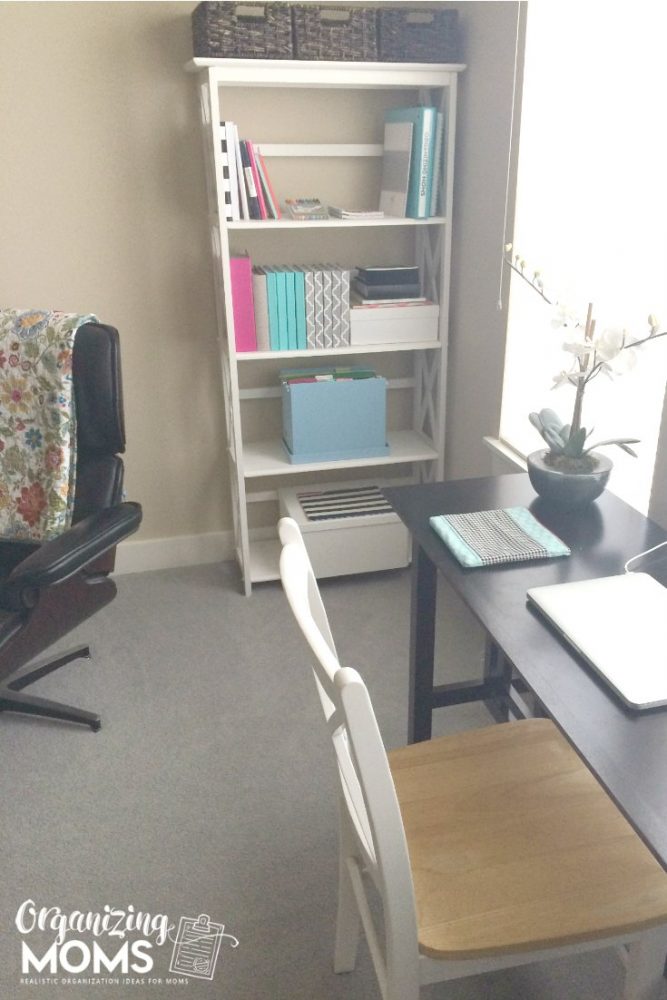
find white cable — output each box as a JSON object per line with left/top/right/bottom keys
{"left": 497, "top": 1, "right": 523, "bottom": 312}
{"left": 624, "top": 539, "right": 667, "bottom": 573}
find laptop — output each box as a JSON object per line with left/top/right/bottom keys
{"left": 527, "top": 572, "right": 667, "bottom": 710}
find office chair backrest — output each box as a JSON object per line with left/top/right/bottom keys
{"left": 71, "top": 323, "right": 126, "bottom": 522}
{"left": 279, "top": 521, "right": 420, "bottom": 962}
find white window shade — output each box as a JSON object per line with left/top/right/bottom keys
{"left": 499, "top": 0, "right": 667, "bottom": 513}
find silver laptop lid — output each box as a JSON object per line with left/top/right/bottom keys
{"left": 527, "top": 572, "right": 667, "bottom": 710}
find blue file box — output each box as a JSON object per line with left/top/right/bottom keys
{"left": 282, "top": 377, "right": 389, "bottom": 464}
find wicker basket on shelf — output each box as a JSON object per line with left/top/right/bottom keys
{"left": 292, "top": 5, "right": 378, "bottom": 62}
{"left": 192, "top": 2, "right": 294, "bottom": 59}
{"left": 378, "top": 8, "right": 460, "bottom": 63}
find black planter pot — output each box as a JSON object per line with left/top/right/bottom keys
{"left": 526, "top": 450, "right": 612, "bottom": 509}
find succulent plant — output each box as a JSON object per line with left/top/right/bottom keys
{"left": 529, "top": 408, "right": 639, "bottom": 462}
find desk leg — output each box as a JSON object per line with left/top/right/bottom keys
{"left": 625, "top": 928, "right": 667, "bottom": 1000}
{"left": 408, "top": 542, "right": 437, "bottom": 744}
{"left": 484, "top": 640, "right": 511, "bottom": 723}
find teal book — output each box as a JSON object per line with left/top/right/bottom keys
{"left": 384, "top": 106, "right": 438, "bottom": 218}
{"left": 429, "top": 111, "right": 445, "bottom": 217}
{"left": 284, "top": 269, "right": 298, "bottom": 350}
{"left": 265, "top": 268, "right": 281, "bottom": 351}
{"left": 293, "top": 270, "right": 307, "bottom": 350}
{"left": 276, "top": 270, "right": 288, "bottom": 350}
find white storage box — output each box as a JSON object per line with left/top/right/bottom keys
{"left": 278, "top": 478, "right": 410, "bottom": 578}
{"left": 350, "top": 302, "right": 439, "bottom": 346}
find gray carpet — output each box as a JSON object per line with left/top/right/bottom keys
{"left": 0, "top": 562, "right": 626, "bottom": 999}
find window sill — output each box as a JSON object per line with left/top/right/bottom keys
{"left": 483, "top": 436, "right": 528, "bottom": 473}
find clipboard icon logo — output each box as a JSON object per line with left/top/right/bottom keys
{"left": 169, "top": 913, "right": 238, "bottom": 981}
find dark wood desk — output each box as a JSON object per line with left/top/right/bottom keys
{"left": 384, "top": 474, "right": 667, "bottom": 870}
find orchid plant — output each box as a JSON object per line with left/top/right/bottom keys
{"left": 504, "top": 245, "right": 667, "bottom": 472}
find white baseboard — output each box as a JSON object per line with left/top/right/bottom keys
{"left": 114, "top": 530, "right": 235, "bottom": 575}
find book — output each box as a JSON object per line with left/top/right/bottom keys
{"left": 329, "top": 266, "right": 344, "bottom": 348}
{"left": 351, "top": 296, "right": 433, "bottom": 308}
{"left": 353, "top": 281, "right": 422, "bottom": 299}
{"left": 351, "top": 294, "right": 429, "bottom": 306}
{"left": 251, "top": 267, "right": 270, "bottom": 351}
{"left": 356, "top": 266, "right": 420, "bottom": 286}
{"left": 273, "top": 267, "right": 289, "bottom": 350}
{"left": 297, "top": 267, "right": 318, "bottom": 349}
{"left": 255, "top": 148, "right": 281, "bottom": 220}
{"left": 246, "top": 141, "right": 267, "bottom": 220}
{"left": 231, "top": 123, "right": 249, "bottom": 220}
{"left": 293, "top": 269, "right": 307, "bottom": 350}
{"left": 284, "top": 198, "right": 328, "bottom": 221}
{"left": 379, "top": 120, "right": 413, "bottom": 217}
{"left": 384, "top": 106, "right": 438, "bottom": 218}
{"left": 220, "top": 122, "right": 238, "bottom": 221}
{"left": 339, "top": 267, "right": 351, "bottom": 347}
{"left": 429, "top": 111, "right": 445, "bottom": 217}
{"left": 229, "top": 257, "right": 257, "bottom": 352}
{"left": 328, "top": 207, "right": 385, "bottom": 220}
{"left": 239, "top": 140, "right": 261, "bottom": 219}
{"left": 429, "top": 507, "right": 571, "bottom": 568}
{"left": 321, "top": 266, "right": 333, "bottom": 349}
{"left": 284, "top": 268, "right": 298, "bottom": 350}
{"left": 312, "top": 266, "right": 325, "bottom": 348}
{"left": 264, "top": 267, "right": 281, "bottom": 351}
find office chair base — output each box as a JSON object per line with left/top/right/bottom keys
{"left": 7, "top": 643, "right": 91, "bottom": 691}
{"left": 0, "top": 644, "right": 100, "bottom": 731}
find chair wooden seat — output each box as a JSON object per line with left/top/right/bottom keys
{"left": 278, "top": 515, "right": 667, "bottom": 1000}
{"left": 389, "top": 718, "right": 667, "bottom": 961}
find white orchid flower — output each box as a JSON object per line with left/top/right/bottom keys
{"left": 562, "top": 339, "right": 593, "bottom": 360}
{"left": 594, "top": 327, "right": 625, "bottom": 362}
{"left": 551, "top": 303, "right": 579, "bottom": 329}
{"left": 552, "top": 369, "right": 585, "bottom": 389}
{"left": 598, "top": 361, "right": 616, "bottom": 380}
{"left": 610, "top": 348, "right": 639, "bottom": 375}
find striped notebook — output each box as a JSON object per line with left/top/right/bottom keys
{"left": 430, "top": 507, "right": 570, "bottom": 568}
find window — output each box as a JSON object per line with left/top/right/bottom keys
{"left": 499, "top": 1, "right": 667, "bottom": 513}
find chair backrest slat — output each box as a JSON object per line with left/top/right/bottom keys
{"left": 278, "top": 518, "right": 419, "bottom": 947}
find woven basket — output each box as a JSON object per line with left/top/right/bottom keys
{"left": 292, "top": 5, "right": 378, "bottom": 62}
{"left": 378, "top": 8, "right": 460, "bottom": 63}
{"left": 192, "top": 2, "right": 294, "bottom": 59}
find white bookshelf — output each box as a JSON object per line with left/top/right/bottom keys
{"left": 188, "top": 58, "right": 464, "bottom": 594}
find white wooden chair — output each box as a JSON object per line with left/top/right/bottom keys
{"left": 278, "top": 516, "right": 667, "bottom": 1000}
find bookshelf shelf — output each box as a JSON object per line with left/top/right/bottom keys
{"left": 226, "top": 217, "right": 446, "bottom": 230}
{"left": 242, "top": 431, "right": 437, "bottom": 478}
{"left": 248, "top": 537, "right": 282, "bottom": 584}
{"left": 237, "top": 342, "right": 441, "bottom": 360}
{"left": 189, "top": 55, "right": 464, "bottom": 594}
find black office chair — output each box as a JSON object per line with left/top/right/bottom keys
{"left": 0, "top": 322, "right": 142, "bottom": 731}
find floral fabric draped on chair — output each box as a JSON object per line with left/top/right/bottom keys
{"left": 0, "top": 308, "right": 97, "bottom": 541}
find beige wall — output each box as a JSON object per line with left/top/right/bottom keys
{"left": 0, "top": 2, "right": 227, "bottom": 545}
{"left": 0, "top": 1, "right": 521, "bottom": 558}
{"left": 446, "top": 1, "right": 521, "bottom": 481}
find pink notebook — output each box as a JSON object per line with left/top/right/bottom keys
{"left": 229, "top": 257, "right": 257, "bottom": 352}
